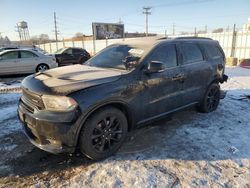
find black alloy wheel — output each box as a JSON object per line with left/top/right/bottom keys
{"left": 206, "top": 85, "right": 220, "bottom": 111}
{"left": 91, "top": 116, "right": 123, "bottom": 152}
{"left": 198, "top": 83, "right": 221, "bottom": 113}
{"left": 79, "top": 107, "right": 128, "bottom": 160}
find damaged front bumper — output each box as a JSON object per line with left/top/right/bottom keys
{"left": 18, "top": 99, "right": 81, "bottom": 154}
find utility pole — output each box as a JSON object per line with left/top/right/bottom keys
{"left": 53, "top": 12, "right": 59, "bottom": 50}
{"left": 172, "top": 23, "right": 175, "bottom": 35}
{"left": 118, "top": 18, "right": 122, "bottom": 24}
{"left": 231, "top": 24, "right": 237, "bottom": 57}
{"left": 143, "top": 7, "right": 151, "bottom": 37}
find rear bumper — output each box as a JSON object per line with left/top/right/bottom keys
{"left": 219, "top": 74, "right": 228, "bottom": 83}
{"left": 18, "top": 100, "right": 81, "bottom": 154}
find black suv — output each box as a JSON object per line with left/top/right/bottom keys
{"left": 18, "top": 37, "right": 227, "bottom": 160}
{"left": 54, "top": 47, "right": 90, "bottom": 66}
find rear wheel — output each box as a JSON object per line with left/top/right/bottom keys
{"left": 79, "top": 107, "right": 128, "bottom": 160}
{"left": 36, "top": 64, "right": 49, "bottom": 72}
{"left": 198, "top": 83, "right": 221, "bottom": 113}
{"left": 80, "top": 57, "right": 88, "bottom": 64}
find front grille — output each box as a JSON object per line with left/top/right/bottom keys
{"left": 22, "top": 88, "right": 44, "bottom": 111}
{"left": 20, "top": 99, "right": 34, "bottom": 113}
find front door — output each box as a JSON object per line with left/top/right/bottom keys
{"left": 61, "top": 48, "right": 75, "bottom": 65}
{"left": 138, "top": 43, "right": 184, "bottom": 123}
{"left": 0, "top": 51, "right": 20, "bottom": 75}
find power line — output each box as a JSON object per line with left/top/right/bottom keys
{"left": 143, "top": 7, "right": 151, "bottom": 36}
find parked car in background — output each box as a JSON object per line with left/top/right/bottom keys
{"left": 0, "top": 49, "right": 58, "bottom": 76}
{"left": 18, "top": 37, "right": 227, "bottom": 160}
{"left": 54, "top": 47, "right": 90, "bottom": 66}
{"left": 30, "top": 47, "right": 48, "bottom": 55}
{"left": 0, "top": 47, "right": 19, "bottom": 53}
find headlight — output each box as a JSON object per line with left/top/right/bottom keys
{"left": 42, "top": 95, "right": 77, "bottom": 111}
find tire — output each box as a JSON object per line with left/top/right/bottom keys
{"left": 79, "top": 107, "right": 128, "bottom": 160}
{"left": 36, "top": 64, "right": 49, "bottom": 72}
{"left": 80, "top": 57, "right": 88, "bottom": 64}
{"left": 198, "top": 83, "right": 221, "bottom": 113}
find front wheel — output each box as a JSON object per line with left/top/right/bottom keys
{"left": 198, "top": 83, "right": 221, "bottom": 113}
{"left": 79, "top": 107, "right": 128, "bottom": 160}
{"left": 36, "top": 64, "right": 49, "bottom": 72}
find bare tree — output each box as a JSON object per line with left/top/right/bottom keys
{"left": 39, "top": 34, "right": 50, "bottom": 43}
{"left": 75, "top": 32, "right": 84, "bottom": 37}
{"left": 180, "top": 31, "right": 190, "bottom": 35}
{"left": 29, "top": 35, "right": 39, "bottom": 44}
{"left": 212, "top": 28, "right": 223, "bottom": 33}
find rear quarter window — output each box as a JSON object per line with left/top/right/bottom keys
{"left": 179, "top": 43, "right": 203, "bottom": 64}
{"left": 201, "top": 43, "right": 224, "bottom": 59}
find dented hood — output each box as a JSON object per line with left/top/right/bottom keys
{"left": 22, "top": 65, "right": 122, "bottom": 95}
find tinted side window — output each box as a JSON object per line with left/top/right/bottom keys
{"left": 1, "top": 51, "right": 19, "bottom": 60}
{"left": 21, "top": 51, "right": 37, "bottom": 58}
{"left": 201, "top": 43, "right": 223, "bottom": 59}
{"left": 73, "top": 49, "right": 83, "bottom": 54}
{"left": 148, "top": 44, "right": 177, "bottom": 68}
{"left": 179, "top": 43, "right": 203, "bottom": 64}
{"left": 64, "top": 48, "right": 73, "bottom": 54}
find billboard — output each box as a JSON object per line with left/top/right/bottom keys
{"left": 92, "top": 22, "right": 124, "bottom": 40}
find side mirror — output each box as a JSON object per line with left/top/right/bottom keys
{"left": 145, "top": 61, "right": 165, "bottom": 74}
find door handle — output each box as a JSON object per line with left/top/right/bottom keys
{"left": 172, "top": 74, "right": 185, "bottom": 81}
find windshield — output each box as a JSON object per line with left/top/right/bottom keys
{"left": 86, "top": 45, "right": 143, "bottom": 70}
{"left": 54, "top": 48, "right": 66, "bottom": 54}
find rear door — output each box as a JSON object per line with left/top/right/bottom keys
{"left": 60, "top": 48, "right": 75, "bottom": 65}
{"left": 0, "top": 51, "right": 20, "bottom": 75}
{"left": 200, "top": 42, "right": 225, "bottom": 77}
{"left": 138, "top": 43, "right": 185, "bottom": 123}
{"left": 72, "top": 48, "right": 84, "bottom": 63}
{"left": 177, "top": 42, "right": 212, "bottom": 105}
{"left": 19, "top": 50, "right": 39, "bottom": 73}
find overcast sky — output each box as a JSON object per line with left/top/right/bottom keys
{"left": 0, "top": 0, "right": 249, "bottom": 41}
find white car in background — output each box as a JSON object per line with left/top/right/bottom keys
{"left": 0, "top": 49, "right": 58, "bottom": 76}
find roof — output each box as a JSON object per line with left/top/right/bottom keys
{"left": 115, "top": 36, "right": 162, "bottom": 55}
{"left": 0, "top": 48, "right": 44, "bottom": 56}
{"left": 114, "top": 36, "right": 216, "bottom": 54}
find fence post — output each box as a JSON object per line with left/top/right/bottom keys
{"left": 82, "top": 35, "right": 85, "bottom": 49}
{"left": 105, "top": 36, "right": 108, "bottom": 47}
{"left": 243, "top": 29, "right": 248, "bottom": 58}
{"left": 62, "top": 38, "right": 65, "bottom": 48}
{"left": 49, "top": 42, "right": 52, "bottom": 53}
{"left": 231, "top": 24, "right": 237, "bottom": 57}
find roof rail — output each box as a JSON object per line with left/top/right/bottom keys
{"left": 174, "top": 36, "right": 213, "bottom": 40}
{"left": 157, "top": 37, "right": 169, "bottom": 40}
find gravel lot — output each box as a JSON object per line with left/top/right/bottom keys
{"left": 0, "top": 67, "right": 250, "bottom": 188}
